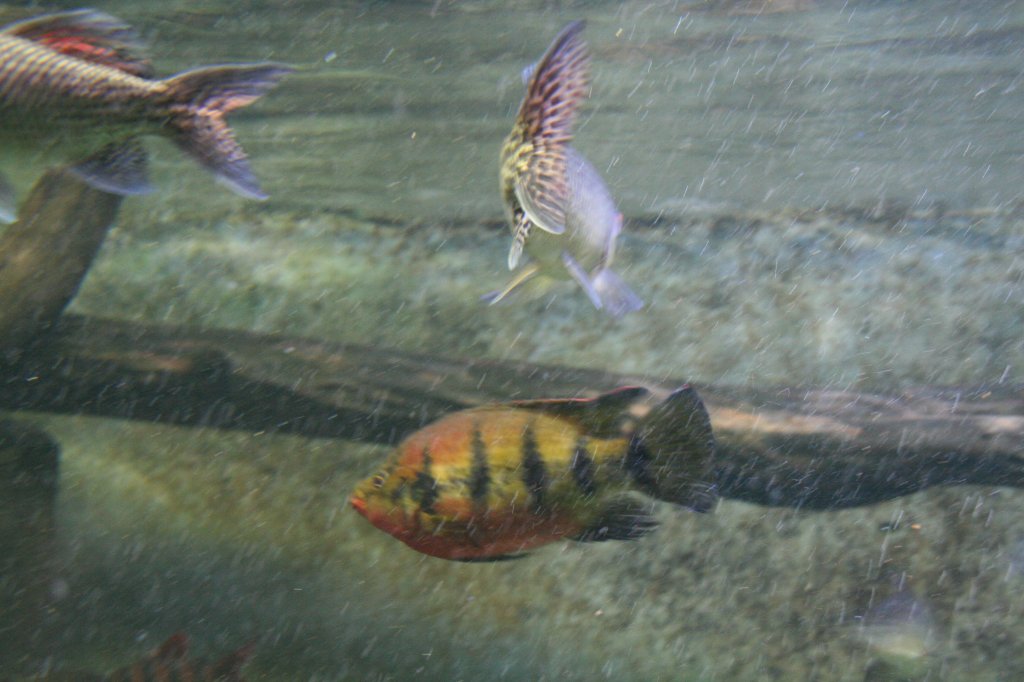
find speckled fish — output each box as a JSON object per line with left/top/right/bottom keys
{"left": 350, "top": 386, "right": 715, "bottom": 561}
{"left": 487, "top": 20, "right": 643, "bottom": 317}
{"left": 0, "top": 9, "right": 292, "bottom": 222}
{"left": 24, "top": 632, "right": 253, "bottom": 681}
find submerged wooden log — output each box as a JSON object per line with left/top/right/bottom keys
{"left": 2, "top": 314, "right": 1021, "bottom": 510}
{"left": 0, "top": 168, "right": 123, "bottom": 355}
{"left": 0, "top": 419, "right": 60, "bottom": 668}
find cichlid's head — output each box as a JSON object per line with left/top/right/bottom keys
{"left": 349, "top": 459, "right": 422, "bottom": 539}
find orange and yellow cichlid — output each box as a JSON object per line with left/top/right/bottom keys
{"left": 350, "top": 386, "right": 716, "bottom": 561}
{"left": 0, "top": 9, "right": 292, "bottom": 222}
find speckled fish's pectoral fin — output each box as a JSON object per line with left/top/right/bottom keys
{"left": 561, "top": 251, "right": 604, "bottom": 310}
{"left": 0, "top": 173, "right": 16, "bottom": 223}
{"left": 628, "top": 386, "right": 718, "bottom": 513}
{"left": 481, "top": 262, "right": 542, "bottom": 305}
{"left": 514, "top": 173, "right": 566, "bottom": 235}
{"left": 508, "top": 212, "right": 531, "bottom": 269}
{"left": 572, "top": 496, "right": 659, "bottom": 543}
{"left": 591, "top": 268, "right": 644, "bottom": 318}
{"left": 69, "top": 137, "right": 152, "bottom": 196}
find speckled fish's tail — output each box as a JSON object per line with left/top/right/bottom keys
{"left": 591, "top": 268, "right": 644, "bottom": 318}
{"left": 626, "top": 386, "right": 717, "bottom": 512}
{"left": 159, "top": 63, "right": 293, "bottom": 200}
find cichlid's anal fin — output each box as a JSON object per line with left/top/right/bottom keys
{"left": 573, "top": 496, "right": 659, "bottom": 543}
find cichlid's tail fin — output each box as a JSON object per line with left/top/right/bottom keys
{"left": 626, "top": 385, "right": 717, "bottom": 512}
{"left": 161, "top": 63, "right": 293, "bottom": 200}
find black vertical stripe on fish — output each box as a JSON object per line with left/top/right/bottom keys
{"left": 521, "top": 423, "right": 548, "bottom": 509}
{"left": 412, "top": 446, "right": 439, "bottom": 515}
{"left": 469, "top": 423, "right": 490, "bottom": 506}
{"left": 571, "top": 437, "right": 598, "bottom": 498}
{"left": 625, "top": 436, "right": 658, "bottom": 497}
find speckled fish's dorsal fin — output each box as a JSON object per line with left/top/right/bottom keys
{"left": 509, "top": 386, "right": 651, "bottom": 439}
{"left": 513, "top": 20, "right": 591, "bottom": 235}
{"left": 507, "top": 211, "right": 531, "bottom": 269}
{"left": 3, "top": 9, "right": 153, "bottom": 77}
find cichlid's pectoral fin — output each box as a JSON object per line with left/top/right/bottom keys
{"left": 69, "top": 137, "right": 153, "bottom": 196}
{"left": 572, "top": 496, "right": 659, "bottom": 543}
{"left": 0, "top": 173, "right": 17, "bottom": 223}
{"left": 481, "top": 262, "right": 542, "bottom": 305}
{"left": 3, "top": 9, "right": 153, "bottom": 77}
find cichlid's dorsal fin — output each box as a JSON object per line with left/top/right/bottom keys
{"left": 3, "top": 9, "right": 153, "bottom": 77}
{"left": 508, "top": 386, "right": 650, "bottom": 439}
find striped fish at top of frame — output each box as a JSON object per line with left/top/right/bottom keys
{"left": 0, "top": 9, "right": 293, "bottom": 222}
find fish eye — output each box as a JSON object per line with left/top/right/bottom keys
{"left": 372, "top": 473, "right": 386, "bottom": 489}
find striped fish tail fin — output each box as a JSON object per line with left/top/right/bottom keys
{"left": 626, "top": 386, "right": 717, "bottom": 512}
{"left": 161, "top": 63, "right": 293, "bottom": 200}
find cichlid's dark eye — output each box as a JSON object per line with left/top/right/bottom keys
{"left": 372, "top": 473, "right": 386, "bottom": 489}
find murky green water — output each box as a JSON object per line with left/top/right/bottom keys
{"left": 1, "top": 1, "right": 1022, "bottom": 680}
